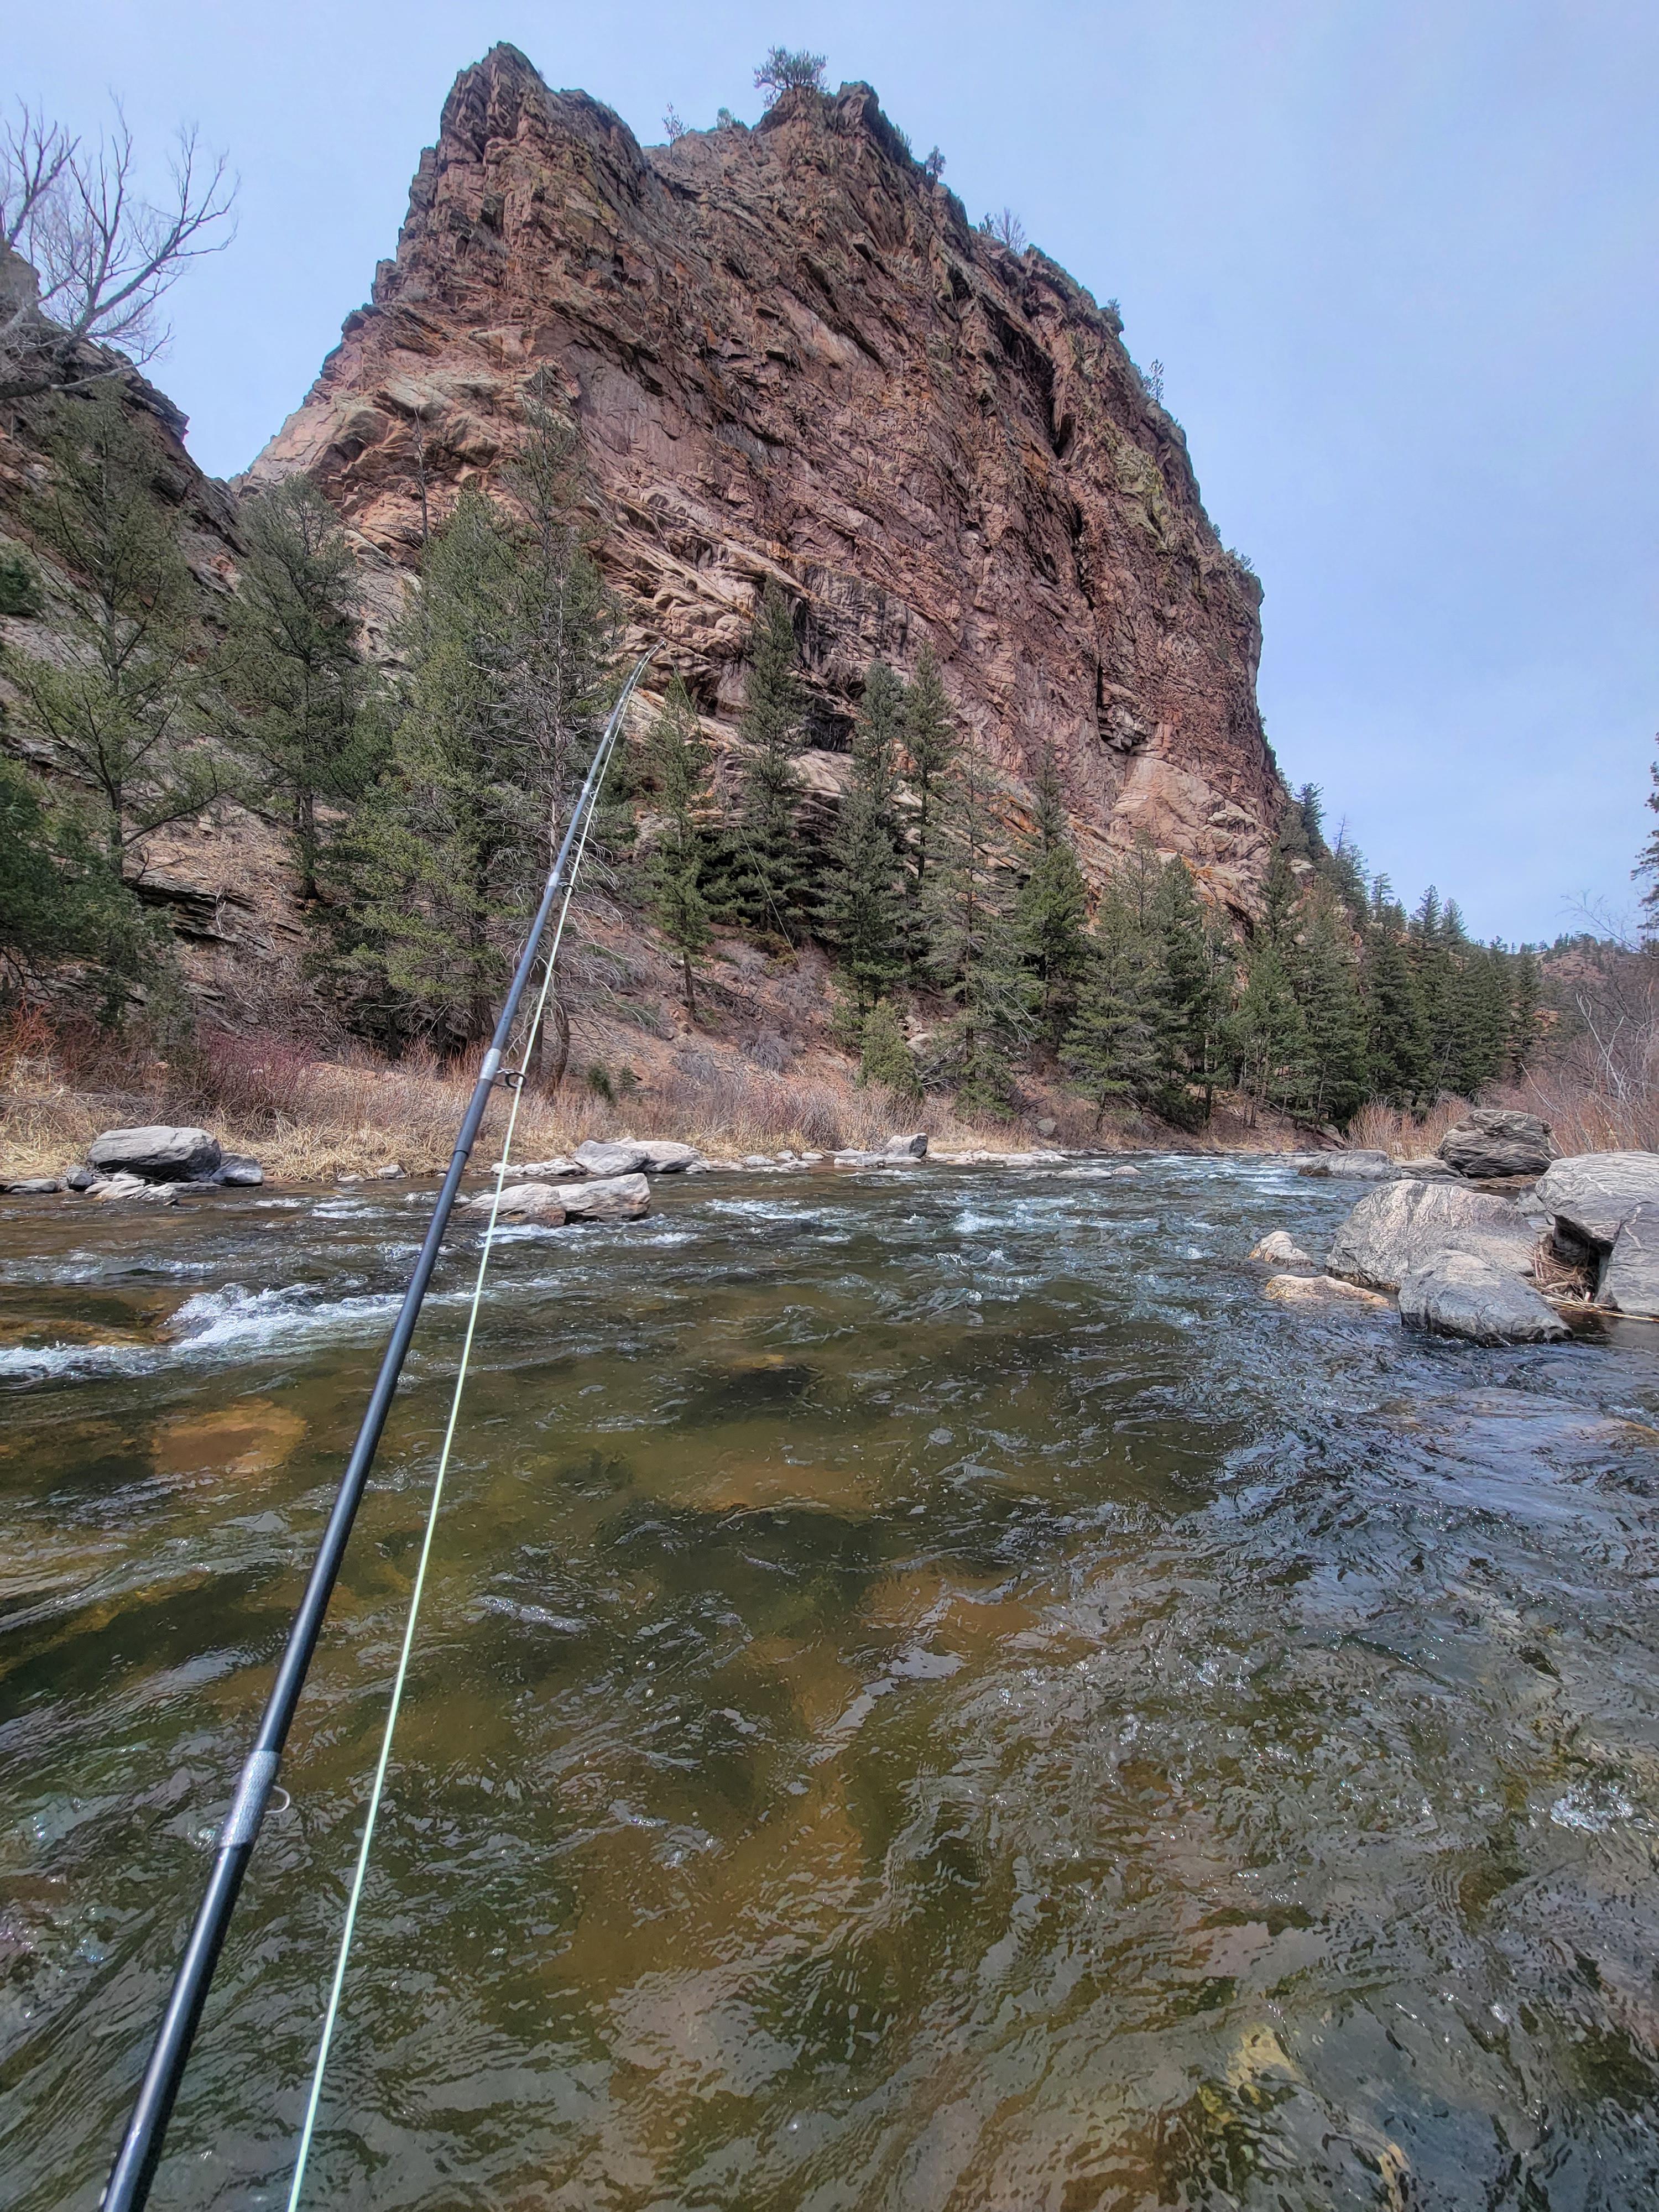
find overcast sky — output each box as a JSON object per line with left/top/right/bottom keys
{"left": 10, "top": 0, "right": 1655, "bottom": 943}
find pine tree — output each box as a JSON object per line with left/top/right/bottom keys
{"left": 1363, "top": 890, "right": 1432, "bottom": 1107}
{"left": 1062, "top": 866, "right": 1164, "bottom": 1124}
{"left": 820, "top": 659, "right": 909, "bottom": 1008}
{"left": 3, "top": 391, "right": 218, "bottom": 864}
{"left": 1015, "top": 743, "right": 1089, "bottom": 1049}
{"left": 0, "top": 757, "right": 159, "bottom": 1020}
{"left": 1234, "top": 937, "right": 1310, "bottom": 1124}
{"left": 1636, "top": 732, "right": 1659, "bottom": 940}
{"left": 728, "top": 583, "right": 809, "bottom": 940}
{"left": 922, "top": 736, "right": 1032, "bottom": 1114}
{"left": 901, "top": 643, "right": 956, "bottom": 902}
{"left": 1508, "top": 947, "right": 1541, "bottom": 1076}
{"left": 858, "top": 998, "right": 921, "bottom": 1100}
{"left": 1287, "top": 884, "right": 1369, "bottom": 1126}
{"left": 1153, "top": 857, "right": 1234, "bottom": 1121}
{"left": 336, "top": 487, "right": 525, "bottom": 1047}
{"left": 644, "top": 677, "right": 715, "bottom": 1015}
{"left": 216, "top": 477, "right": 383, "bottom": 902}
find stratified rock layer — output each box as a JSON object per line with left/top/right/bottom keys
{"left": 249, "top": 45, "right": 1286, "bottom": 904}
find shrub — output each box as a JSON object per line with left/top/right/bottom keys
{"left": 754, "top": 47, "right": 827, "bottom": 106}
{"left": 0, "top": 541, "right": 44, "bottom": 618}
{"left": 858, "top": 1000, "right": 920, "bottom": 1099}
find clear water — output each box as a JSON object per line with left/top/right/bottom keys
{"left": 3, "top": 1157, "right": 1658, "bottom": 2210}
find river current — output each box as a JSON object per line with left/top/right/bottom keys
{"left": 3, "top": 1155, "right": 1658, "bottom": 2209}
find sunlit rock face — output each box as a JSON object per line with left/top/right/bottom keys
{"left": 249, "top": 44, "right": 1286, "bottom": 907}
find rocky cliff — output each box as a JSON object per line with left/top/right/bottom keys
{"left": 250, "top": 44, "right": 1285, "bottom": 905}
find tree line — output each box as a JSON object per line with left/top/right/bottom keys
{"left": 0, "top": 384, "right": 1545, "bottom": 1131}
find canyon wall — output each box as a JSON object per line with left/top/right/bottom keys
{"left": 249, "top": 44, "right": 1285, "bottom": 905}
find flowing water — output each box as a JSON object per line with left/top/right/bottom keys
{"left": 3, "top": 1157, "right": 1659, "bottom": 2211}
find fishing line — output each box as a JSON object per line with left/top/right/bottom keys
{"left": 283, "top": 717, "right": 624, "bottom": 2209}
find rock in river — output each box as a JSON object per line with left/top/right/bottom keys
{"left": 1326, "top": 1179, "right": 1536, "bottom": 1293}
{"left": 470, "top": 1183, "right": 567, "bottom": 1222}
{"left": 1250, "top": 1231, "right": 1317, "bottom": 1267}
{"left": 216, "top": 1155, "right": 264, "bottom": 1187}
{"left": 635, "top": 1140, "right": 701, "bottom": 1173}
{"left": 1296, "top": 1150, "right": 1397, "bottom": 1181}
{"left": 1437, "top": 1108, "right": 1558, "bottom": 1181}
{"left": 573, "top": 1139, "right": 651, "bottom": 1177}
{"left": 88, "top": 1124, "right": 222, "bottom": 1182}
{"left": 1399, "top": 1250, "right": 1568, "bottom": 1344}
{"left": 1264, "top": 1273, "right": 1389, "bottom": 1311}
{"left": 557, "top": 1172, "right": 650, "bottom": 1220}
{"left": 1602, "top": 1202, "right": 1659, "bottom": 1318}
{"left": 1536, "top": 1152, "right": 1659, "bottom": 1258}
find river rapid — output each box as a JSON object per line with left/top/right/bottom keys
{"left": 3, "top": 1155, "right": 1658, "bottom": 2210}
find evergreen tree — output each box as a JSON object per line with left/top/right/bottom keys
{"left": 901, "top": 643, "right": 956, "bottom": 902}
{"left": 1062, "top": 865, "right": 1164, "bottom": 1124}
{"left": 1233, "top": 937, "right": 1310, "bottom": 1124}
{"left": 336, "top": 487, "right": 525, "bottom": 1047}
{"left": 1326, "top": 828, "right": 1370, "bottom": 921}
{"left": 643, "top": 677, "right": 715, "bottom": 1016}
{"left": 3, "top": 391, "right": 218, "bottom": 863}
{"left": 1508, "top": 946, "right": 1542, "bottom": 1076}
{"left": 0, "top": 757, "right": 159, "bottom": 1019}
{"left": 1287, "top": 884, "right": 1369, "bottom": 1126}
{"left": 1363, "top": 890, "right": 1432, "bottom": 1106}
{"left": 216, "top": 477, "right": 383, "bottom": 902}
{"left": 858, "top": 998, "right": 921, "bottom": 1100}
{"left": 1637, "top": 732, "right": 1659, "bottom": 940}
{"left": 1015, "top": 743, "right": 1089, "bottom": 1049}
{"left": 922, "top": 736, "right": 1032, "bottom": 1114}
{"left": 820, "top": 659, "right": 909, "bottom": 1008}
{"left": 1153, "top": 856, "right": 1234, "bottom": 1121}
{"left": 728, "top": 583, "right": 809, "bottom": 939}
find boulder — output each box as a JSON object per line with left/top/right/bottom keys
{"left": 573, "top": 1139, "right": 651, "bottom": 1177}
{"left": 64, "top": 1166, "right": 98, "bottom": 1191}
{"left": 88, "top": 1124, "right": 221, "bottom": 1182}
{"left": 635, "top": 1140, "right": 701, "bottom": 1173}
{"left": 1264, "top": 1273, "right": 1390, "bottom": 1311}
{"left": 469, "top": 1182, "right": 567, "bottom": 1222}
{"left": 1250, "top": 1230, "right": 1317, "bottom": 1267}
{"left": 1535, "top": 1152, "right": 1659, "bottom": 1256}
{"left": 885, "top": 1133, "right": 928, "bottom": 1157}
{"left": 1397, "top": 1155, "right": 1460, "bottom": 1181}
{"left": 1437, "top": 1108, "right": 1558, "bottom": 1181}
{"left": 1603, "top": 1202, "right": 1659, "bottom": 1317}
{"left": 1035, "top": 1117, "right": 1058, "bottom": 1140}
{"left": 372, "top": 1162, "right": 405, "bottom": 1180}
{"left": 556, "top": 1172, "right": 650, "bottom": 1220}
{"left": 509, "top": 1155, "right": 586, "bottom": 1180}
{"left": 91, "top": 1171, "right": 172, "bottom": 1204}
{"left": 4, "top": 1175, "right": 61, "bottom": 1194}
{"left": 1297, "top": 1150, "right": 1398, "bottom": 1181}
{"left": 1326, "top": 1178, "right": 1537, "bottom": 1293}
{"left": 216, "top": 1155, "right": 264, "bottom": 1187}
{"left": 1399, "top": 1250, "right": 1568, "bottom": 1345}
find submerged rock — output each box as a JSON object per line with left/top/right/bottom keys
{"left": 1327, "top": 1179, "right": 1536, "bottom": 1293}
{"left": 1297, "top": 1150, "right": 1397, "bottom": 1181}
{"left": 88, "top": 1124, "right": 221, "bottom": 1182}
{"left": 1264, "top": 1272, "right": 1389, "bottom": 1311}
{"left": 1438, "top": 1108, "right": 1558, "bottom": 1182}
{"left": 1399, "top": 1250, "right": 1568, "bottom": 1344}
{"left": 1603, "top": 1202, "right": 1659, "bottom": 1318}
{"left": 1250, "top": 1230, "right": 1317, "bottom": 1267}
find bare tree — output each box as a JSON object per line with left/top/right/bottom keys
{"left": 1, "top": 99, "right": 236, "bottom": 404}
{"left": 979, "top": 207, "right": 1027, "bottom": 254}
{"left": 662, "top": 104, "right": 689, "bottom": 143}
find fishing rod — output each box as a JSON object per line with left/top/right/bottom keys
{"left": 102, "top": 647, "right": 656, "bottom": 2212}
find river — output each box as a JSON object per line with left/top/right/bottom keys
{"left": 3, "top": 1156, "right": 1658, "bottom": 2209}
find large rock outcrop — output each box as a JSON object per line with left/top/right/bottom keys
{"left": 248, "top": 45, "right": 1287, "bottom": 905}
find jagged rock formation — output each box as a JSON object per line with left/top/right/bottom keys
{"left": 250, "top": 44, "right": 1285, "bottom": 904}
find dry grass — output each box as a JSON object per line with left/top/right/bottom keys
{"left": 1347, "top": 1095, "right": 1477, "bottom": 1160}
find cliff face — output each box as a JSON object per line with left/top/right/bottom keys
{"left": 251, "top": 44, "right": 1284, "bottom": 905}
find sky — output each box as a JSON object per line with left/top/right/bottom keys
{"left": 9, "top": 0, "right": 1656, "bottom": 943}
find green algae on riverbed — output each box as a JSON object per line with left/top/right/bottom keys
{"left": 3, "top": 1157, "right": 1658, "bottom": 2208}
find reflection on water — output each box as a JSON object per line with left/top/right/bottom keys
{"left": 3, "top": 1156, "right": 1658, "bottom": 2209}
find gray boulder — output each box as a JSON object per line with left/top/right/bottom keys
{"left": 556, "top": 1171, "right": 650, "bottom": 1221}
{"left": 1297, "top": 1150, "right": 1398, "bottom": 1181}
{"left": 1327, "top": 1178, "right": 1537, "bottom": 1292}
{"left": 89, "top": 1124, "right": 221, "bottom": 1182}
{"left": 216, "top": 1155, "right": 264, "bottom": 1187}
{"left": 635, "top": 1140, "right": 701, "bottom": 1173}
{"left": 573, "top": 1139, "right": 651, "bottom": 1177}
{"left": 1438, "top": 1108, "right": 1558, "bottom": 1181}
{"left": 4, "top": 1175, "right": 61, "bottom": 1194}
{"left": 1535, "top": 1152, "right": 1659, "bottom": 1255}
{"left": 64, "top": 1165, "right": 98, "bottom": 1191}
{"left": 468, "top": 1182, "right": 566, "bottom": 1222}
{"left": 1603, "top": 1202, "right": 1659, "bottom": 1317}
{"left": 885, "top": 1133, "right": 928, "bottom": 1158}
{"left": 509, "top": 1155, "right": 586, "bottom": 1180}
{"left": 1397, "top": 1155, "right": 1459, "bottom": 1181}
{"left": 1399, "top": 1250, "right": 1568, "bottom": 1345}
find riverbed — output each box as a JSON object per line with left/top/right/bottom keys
{"left": 3, "top": 1155, "right": 1658, "bottom": 2209}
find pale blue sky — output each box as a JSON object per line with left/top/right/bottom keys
{"left": 11, "top": 1, "right": 1656, "bottom": 943}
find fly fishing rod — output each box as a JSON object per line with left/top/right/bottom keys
{"left": 102, "top": 647, "right": 656, "bottom": 2212}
